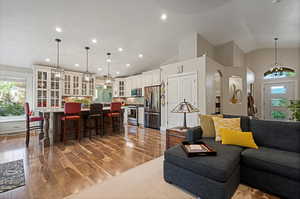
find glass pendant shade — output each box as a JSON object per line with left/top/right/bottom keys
{"left": 104, "top": 52, "right": 114, "bottom": 85}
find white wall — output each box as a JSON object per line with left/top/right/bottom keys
{"left": 196, "top": 33, "right": 215, "bottom": 59}
{"left": 245, "top": 48, "right": 300, "bottom": 118}
{"left": 178, "top": 33, "right": 197, "bottom": 61}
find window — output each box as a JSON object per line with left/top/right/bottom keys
{"left": 0, "top": 80, "right": 26, "bottom": 120}
{"left": 271, "top": 86, "right": 287, "bottom": 94}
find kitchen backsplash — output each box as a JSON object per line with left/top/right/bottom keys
{"left": 113, "top": 97, "right": 144, "bottom": 105}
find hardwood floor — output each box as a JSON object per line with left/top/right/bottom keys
{"left": 0, "top": 125, "right": 165, "bottom": 199}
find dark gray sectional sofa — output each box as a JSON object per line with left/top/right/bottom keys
{"left": 164, "top": 117, "right": 300, "bottom": 199}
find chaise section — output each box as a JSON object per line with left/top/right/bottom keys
{"left": 164, "top": 138, "right": 242, "bottom": 199}
{"left": 241, "top": 147, "right": 300, "bottom": 181}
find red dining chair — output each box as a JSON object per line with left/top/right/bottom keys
{"left": 24, "top": 102, "right": 44, "bottom": 147}
{"left": 61, "top": 102, "right": 81, "bottom": 144}
{"left": 106, "top": 102, "right": 122, "bottom": 132}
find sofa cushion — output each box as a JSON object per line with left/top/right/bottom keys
{"left": 223, "top": 115, "right": 251, "bottom": 132}
{"left": 241, "top": 147, "right": 300, "bottom": 181}
{"left": 164, "top": 138, "right": 243, "bottom": 182}
{"left": 249, "top": 120, "right": 300, "bottom": 153}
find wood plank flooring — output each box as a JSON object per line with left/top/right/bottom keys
{"left": 0, "top": 125, "right": 165, "bottom": 199}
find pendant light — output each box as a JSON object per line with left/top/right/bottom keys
{"left": 105, "top": 52, "right": 113, "bottom": 84}
{"left": 51, "top": 38, "right": 64, "bottom": 80}
{"left": 264, "top": 38, "right": 294, "bottom": 77}
{"left": 84, "top": 46, "right": 92, "bottom": 82}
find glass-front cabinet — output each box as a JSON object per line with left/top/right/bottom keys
{"left": 34, "top": 65, "right": 95, "bottom": 110}
{"left": 36, "top": 69, "right": 48, "bottom": 108}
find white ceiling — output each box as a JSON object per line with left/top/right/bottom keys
{"left": 0, "top": 0, "right": 299, "bottom": 76}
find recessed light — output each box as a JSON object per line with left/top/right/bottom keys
{"left": 118, "top": 47, "right": 123, "bottom": 52}
{"left": 45, "top": 58, "right": 50, "bottom": 62}
{"left": 55, "top": 27, "right": 62, "bottom": 33}
{"left": 116, "top": 71, "right": 120, "bottom": 75}
{"left": 126, "top": 64, "right": 131, "bottom": 67}
{"left": 91, "top": 39, "right": 97, "bottom": 44}
{"left": 160, "top": 13, "right": 167, "bottom": 21}
{"left": 138, "top": 54, "right": 143, "bottom": 58}
{"left": 98, "top": 67, "right": 103, "bottom": 71}
{"left": 106, "top": 58, "right": 112, "bottom": 63}
{"left": 74, "top": 64, "right": 79, "bottom": 67}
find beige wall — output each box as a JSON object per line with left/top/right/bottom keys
{"left": 245, "top": 48, "right": 300, "bottom": 118}
{"left": 196, "top": 33, "right": 215, "bottom": 59}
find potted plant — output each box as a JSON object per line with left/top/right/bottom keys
{"left": 288, "top": 100, "right": 300, "bottom": 121}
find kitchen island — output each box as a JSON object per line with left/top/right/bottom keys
{"left": 40, "top": 107, "right": 124, "bottom": 146}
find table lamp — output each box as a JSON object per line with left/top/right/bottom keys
{"left": 171, "top": 99, "right": 199, "bottom": 129}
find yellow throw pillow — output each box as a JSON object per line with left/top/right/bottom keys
{"left": 212, "top": 117, "right": 241, "bottom": 141}
{"left": 199, "top": 114, "right": 223, "bottom": 137}
{"left": 220, "top": 128, "right": 258, "bottom": 149}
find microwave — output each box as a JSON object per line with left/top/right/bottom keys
{"left": 131, "top": 88, "right": 142, "bottom": 97}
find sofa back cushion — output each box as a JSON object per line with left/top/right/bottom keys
{"left": 249, "top": 119, "right": 300, "bottom": 153}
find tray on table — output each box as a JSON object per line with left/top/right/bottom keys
{"left": 181, "top": 141, "right": 217, "bottom": 157}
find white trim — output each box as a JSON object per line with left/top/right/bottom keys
{"left": 262, "top": 79, "right": 297, "bottom": 120}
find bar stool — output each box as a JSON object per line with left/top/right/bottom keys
{"left": 61, "top": 102, "right": 81, "bottom": 144}
{"left": 84, "top": 103, "right": 104, "bottom": 139}
{"left": 24, "top": 102, "right": 44, "bottom": 147}
{"left": 106, "top": 102, "right": 122, "bottom": 132}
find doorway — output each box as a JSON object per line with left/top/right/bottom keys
{"left": 264, "top": 81, "right": 295, "bottom": 120}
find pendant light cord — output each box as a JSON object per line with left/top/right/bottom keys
{"left": 85, "top": 46, "right": 90, "bottom": 73}
{"left": 55, "top": 38, "right": 61, "bottom": 69}
{"left": 274, "top": 38, "right": 278, "bottom": 66}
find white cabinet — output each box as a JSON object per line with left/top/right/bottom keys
{"left": 112, "top": 78, "right": 125, "bottom": 97}
{"left": 34, "top": 65, "right": 95, "bottom": 110}
{"left": 138, "top": 107, "right": 144, "bottom": 125}
{"left": 152, "top": 69, "right": 161, "bottom": 85}
{"left": 167, "top": 73, "right": 198, "bottom": 128}
{"left": 34, "top": 66, "right": 62, "bottom": 109}
{"left": 142, "top": 69, "right": 161, "bottom": 87}
{"left": 63, "top": 71, "right": 95, "bottom": 97}
{"left": 125, "top": 78, "right": 132, "bottom": 97}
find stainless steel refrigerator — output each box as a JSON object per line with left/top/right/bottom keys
{"left": 144, "top": 85, "right": 161, "bottom": 129}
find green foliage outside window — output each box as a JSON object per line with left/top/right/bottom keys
{"left": 271, "top": 110, "right": 287, "bottom": 120}
{"left": 0, "top": 81, "right": 25, "bottom": 116}
{"left": 288, "top": 100, "right": 300, "bottom": 121}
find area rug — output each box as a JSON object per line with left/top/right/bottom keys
{"left": 65, "top": 157, "right": 278, "bottom": 199}
{"left": 0, "top": 159, "right": 25, "bottom": 193}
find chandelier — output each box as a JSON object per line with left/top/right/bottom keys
{"left": 51, "top": 38, "right": 65, "bottom": 80}
{"left": 83, "top": 46, "right": 92, "bottom": 82}
{"left": 264, "top": 38, "right": 294, "bottom": 77}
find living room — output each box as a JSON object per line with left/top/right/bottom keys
{"left": 0, "top": 0, "right": 299, "bottom": 199}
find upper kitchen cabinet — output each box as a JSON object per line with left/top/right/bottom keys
{"left": 113, "top": 78, "right": 125, "bottom": 97}
{"left": 33, "top": 65, "right": 95, "bottom": 110}
{"left": 142, "top": 69, "right": 161, "bottom": 87}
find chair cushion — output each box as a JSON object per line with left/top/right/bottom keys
{"left": 88, "top": 113, "right": 103, "bottom": 118}
{"left": 106, "top": 112, "right": 121, "bottom": 117}
{"left": 29, "top": 116, "right": 44, "bottom": 122}
{"left": 164, "top": 138, "right": 243, "bottom": 182}
{"left": 61, "top": 115, "right": 80, "bottom": 120}
{"left": 241, "top": 147, "right": 300, "bottom": 181}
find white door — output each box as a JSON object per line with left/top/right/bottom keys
{"left": 264, "top": 81, "right": 295, "bottom": 120}
{"left": 167, "top": 73, "right": 198, "bottom": 128}
{"left": 167, "top": 77, "right": 180, "bottom": 128}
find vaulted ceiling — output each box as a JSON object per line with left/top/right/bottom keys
{"left": 0, "top": 0, "right": 299, "bottom": 76}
